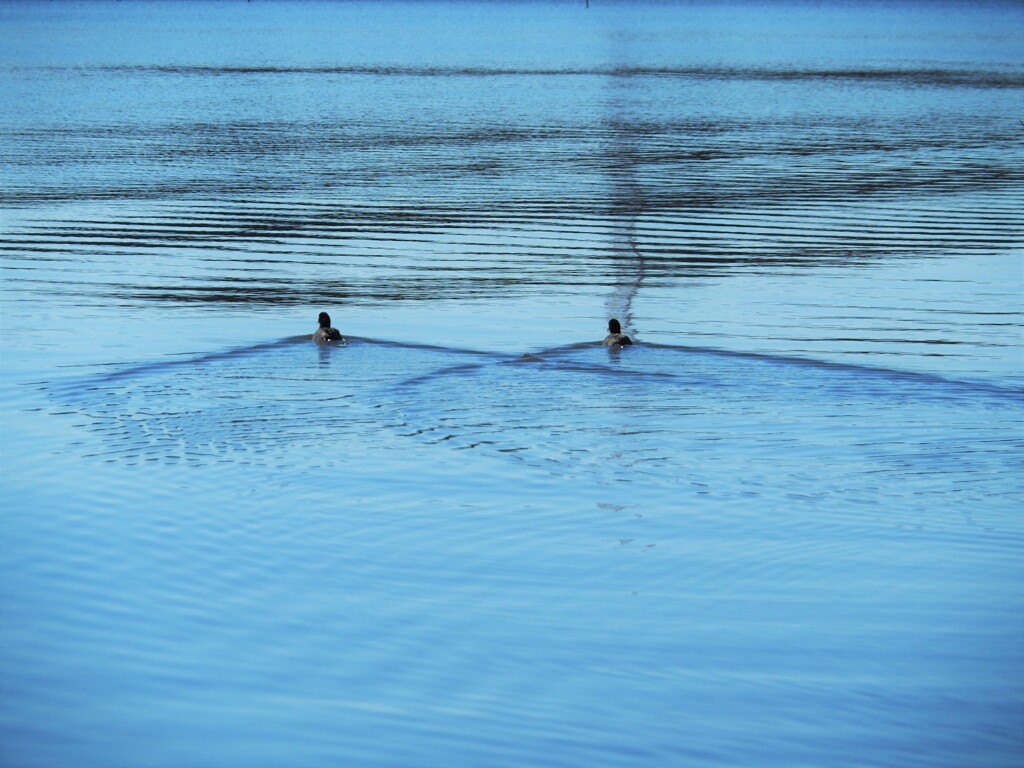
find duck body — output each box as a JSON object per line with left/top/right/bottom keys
{"left": 313, "top": 326, "right": 343, "bottom": 342}
{"left": 602, "top": 333, "right": 633, "bottom": 346}
{"left": 313, "top": 312, "right": 344, "bottom": 343}
{"left": 602, "top": 318, "right": 632, "bottom": 346}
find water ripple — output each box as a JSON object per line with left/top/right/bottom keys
{"left": 38, "top": 337, "right": 1024, "bottom": 524}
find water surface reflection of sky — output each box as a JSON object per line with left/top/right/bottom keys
{"left": 1, "top": 1, "right": 1022, "bottom": 766}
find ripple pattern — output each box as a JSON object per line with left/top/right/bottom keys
{"left": 41, "top": 338, "right": 1024, "bottom": 523}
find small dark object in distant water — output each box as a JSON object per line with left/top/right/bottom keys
{"left": 313, "top": 312, "right": 344, "bottom": 342}
{"left": 603, "top": 318, "right": 633, "bottom": 346}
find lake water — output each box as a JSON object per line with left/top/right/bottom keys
{"left": 1, "top": 1, "right": 1023, "bottom": 765}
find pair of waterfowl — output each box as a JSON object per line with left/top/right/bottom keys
{"left": 312, "top": 313, "right": 633, "bottom": 347}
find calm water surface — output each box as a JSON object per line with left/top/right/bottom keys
{"left": 1, "top": 1, "right": 1023, "bottom": 766}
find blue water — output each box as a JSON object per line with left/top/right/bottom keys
{"left": 1, "top": 1, "right": 1023, "bottom": 766}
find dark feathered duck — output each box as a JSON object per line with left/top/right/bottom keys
{"left": 602, "top": 318, "right": 633, "bottom": 346}
{"left": 313, "top": 312, "right": 344, "bottom": 342}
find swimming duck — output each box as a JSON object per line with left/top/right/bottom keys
{"left": 313, "top": 312, "right": 344, "bottom": 342}
{"left": 602, "top": 318, "right": 633, "bottom": 346}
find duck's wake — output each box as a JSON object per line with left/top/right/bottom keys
{"left": 38, "top": 334, "right": 1024, "bottom": 524}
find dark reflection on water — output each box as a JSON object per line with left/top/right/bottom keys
{"left": 20, "top": 63, "right": 1024, "bottom": 88}
{"left": 4, "top": 115, "right": 1022, "bottom": 205}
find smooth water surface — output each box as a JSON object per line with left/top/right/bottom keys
{"left": 1, "top": 1, "right": 1023, "bottom": 766}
